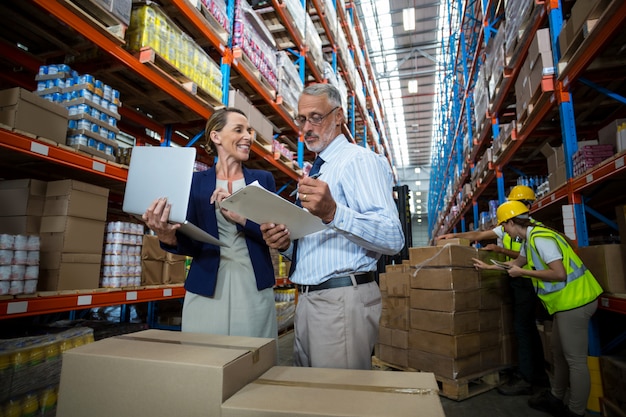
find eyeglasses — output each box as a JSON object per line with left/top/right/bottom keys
{"left": 294, "top": 106, "right": 339, "bottom": 127}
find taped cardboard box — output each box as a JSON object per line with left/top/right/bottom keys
{"left": 221, "top": 366, "right": 444, "bottom": 417}
{"left": 0, "top": 216, "right": 41, "bottom": 235}
{"left": 57, "top": 329, "right": 276, "bottom": 417}
{"left": 409, "top": 245, "right": 487, "bottom": 268}
{"left": 377, "top": 343, "right": 409, "bottom": 369}
{"left": 409, "top": 309, "right": 480, "bottom": 335}
{"left": 408, "top": 349, "right": 482, "bottom": 380}
{"left": 379, "top": 270, "right": 411, "bottom": 297}
{"left": 410, "top": 267, "right": 480, "bottom": 290}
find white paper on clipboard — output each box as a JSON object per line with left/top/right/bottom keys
{"left": 220, "top": 181, "right": 326, "bottom": 239}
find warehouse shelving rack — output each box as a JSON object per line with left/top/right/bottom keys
{"left": 428, "top": 0, "right": 626, "bottom": 351}
{"left": 0, "top": 0, "right": 391, "bottom": 321}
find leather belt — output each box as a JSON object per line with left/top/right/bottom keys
{"left": 297, "top": 271, "right": 376, "bottom": 293}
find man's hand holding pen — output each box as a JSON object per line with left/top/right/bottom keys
{"left": 289, "top": 172, "right": 322, "bottom": 197}
{"left": 295, "top": 173, "right": 336, "bottom": 224}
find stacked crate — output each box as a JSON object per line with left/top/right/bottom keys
{"left": 378, "top": 244, "right": 514, "bottom": 389}
{"left": 38, "top": 180, "right": 109, "bottom": 292}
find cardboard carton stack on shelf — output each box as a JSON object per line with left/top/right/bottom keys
{"left": 378, "top": 244, "right": 514, "bottom": 383}
{"left": 140, "top": 235, "right": 186, "bottom": 286}
{"left": 514, "top": 28, "right": 555, "bottom": 125}
{"left": 39, "top": 180, "right": 109, "bottom": 292}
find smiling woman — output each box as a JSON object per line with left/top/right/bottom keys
{"left": 141, "top": 107, "right": 279, "bottom": 341}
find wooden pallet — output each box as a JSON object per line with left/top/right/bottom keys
{"left": 371, "top": 356, "right": 503, "bottom": 401}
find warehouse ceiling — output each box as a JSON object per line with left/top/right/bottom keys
{"left": 354, "top": 0, "right": 442, "bottom": 218}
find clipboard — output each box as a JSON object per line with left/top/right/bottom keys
{"left": 490, "top": 259, "right": 512, "bottom": 270}
{"left": 220, "top": 181, "right": 326, "bottom": 239}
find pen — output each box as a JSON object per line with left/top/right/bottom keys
{"left": 289, "top": 173, "right": 322, "bottom": 197}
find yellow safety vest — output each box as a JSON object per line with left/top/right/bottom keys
{"left": 502, "top": 233, "right": 522, "bottom": 261}
{"left": 526, "top": 226, "right": 603, "bottom": 315}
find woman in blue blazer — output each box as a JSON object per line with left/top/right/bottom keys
{"left": 142, "top": 108, "right": 278, "bottom": 339}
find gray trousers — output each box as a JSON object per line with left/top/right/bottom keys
{"left": 293, "top": 280, "right": 381, "bottom": 369}
{"left": 551, "top": 299, "right": 598, "bottom": 415}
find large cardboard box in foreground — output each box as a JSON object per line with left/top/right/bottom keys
{"left": 221, "top": 366, "right": 445, "bottom": 417}
{"left": 57, "top": 329, "right": 277, "bottom": 417}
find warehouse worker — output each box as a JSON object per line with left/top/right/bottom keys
{"left": 260, "top": 83, "right": 405, "bottom": 369}
{"left": 472, "top": 201, "right": 603, "bottom": 417}
{"left": 437, "top": 185, "right": 549, "bottom": 395}
{"left": 142, "top": 108, "right": 278, "bottom": 340}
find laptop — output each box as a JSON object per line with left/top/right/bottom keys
{"left": 122, "top": 146, "right": 226, "bottom": 247}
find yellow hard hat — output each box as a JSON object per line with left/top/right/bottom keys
{"left": 507, "top": 185, "right": 536, "bottom": 202}
{"left": 496, "top": 201, "right": 530, "bottom": 224}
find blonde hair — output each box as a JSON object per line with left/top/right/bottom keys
{"left": 204, "top": 107, "right": 247, "bottom": 155}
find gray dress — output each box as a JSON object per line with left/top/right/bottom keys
{"left": 181, "top": 178, "right": 278, "bottom": 339}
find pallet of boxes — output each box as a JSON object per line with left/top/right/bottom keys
{"left": 377, "top": 240, "right": 516, "bottom": 401}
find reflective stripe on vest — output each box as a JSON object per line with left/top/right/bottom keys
{"left": 526, "top": 226, "right": 603, "bottom": 314}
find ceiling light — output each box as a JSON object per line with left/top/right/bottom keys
{"left": 415, "top": 191, "right": 421, "bottom": 196}
{"left": 414, "top": 167, "right": 420, "bottom": 174}
{"left": 403, "top": 8, "right": 416, "bottom": 31}
{"left": 408, "top": 79, "right": 418, "bottom": 93}
{"left": 415, "top": 181, "right": 421, "bottom": 186}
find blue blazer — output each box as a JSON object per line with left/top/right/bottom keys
{"left": 161, "top": 166, "right": 276, "bottom": 297}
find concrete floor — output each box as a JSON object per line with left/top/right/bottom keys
{"left": 277, "top": 330, "right": 551, "bottom": 417}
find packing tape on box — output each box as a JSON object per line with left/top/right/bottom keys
{"left": 410, "top": 243, "right": 477, "bottom": 277}
{"left": 116, "top": 335, "right": 262, "bottom": 363}
{"left": 253, "top": 378, "right": 438, "bottom": 395}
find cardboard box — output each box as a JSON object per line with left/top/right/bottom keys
{"left": 409, "top": 329, "right": 481, "bottom": 358}
{"left": 410, "top": 288, "right": 480, "bottom": 312}
{"left": 380, "top": 270, "right": 411, "bottom": 297}
{"left": 576, "top": 244, "right": 626, "bottom": 293}
{"left": 381, "top": 297, "right": 409, "bottom": 330}
{"left": 410, "top": 267, "right": 480, "bottom": 290}
{"left": 162, "top": 260, "right": 186, "bottom": 284}
{"left": 40, "top": 217, "right": 105, "bottom": 253}
{"left": 408, "top": 349, "right": 482, "bottom": 380}
{"left": 378, "top": 343, "right": 409, "bottom": 368}
{"left": 409, "top": 245, "right": 483, "bottom": 268}
{"left": 44, "top": 180, "right": 109, "bottom": 221}
{"left": 435, "top": 238, "right": 471, "bottom": 247}
{"left": 0, "top": 216, "right": 41, "bottom": 235}
{"left": 0, "top": 188, "right": 45, "bottom": 217}
{"left": 141, "top": 259, "right": 164, "bottom": 285}
{"left": 409, "top": 309, "right": 480, "bottom": 335}
{"left": 221, "top": 366, "right": 444, "bottom": 417}
{"left": 142, "top": 235, "right": 167, "bottom": 260}
{"left": 0, "top": 87, "right": 68, "bottom": 143}
{"left": 598, "top": 118, "right": 626, "bottom": 151}
{"left": 228, "top": 89, "right": 252, "bottom": 116}
{"left": 540, "top": 143, "right": 566, "bottom": 189}
{"left": 0, "top": 179, "right": 48, "bottom": 217}
{"left": 57, "top": 329, "right": 277, "bottom": 417}
{"left": 39, "top": 253, "right": 102, "bottom": 290}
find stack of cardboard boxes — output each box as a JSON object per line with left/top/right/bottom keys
{"left": 39, "top": 180, "right": 109, "bottom": 291}
{"left": 378, "top": 243, "right": 515, "bottom": 383}
{"left": 140, "top": 235, "right": 187, "bottom": 286}
{"left": 57, "top": 329, "right": 446, "bottom": 417}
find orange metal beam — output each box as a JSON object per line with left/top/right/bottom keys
{"left": 0, "top": 128, "right": 128, "bottom": 181}
{"left": 0, "top": 286, "right": 186, "bottom": 319}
